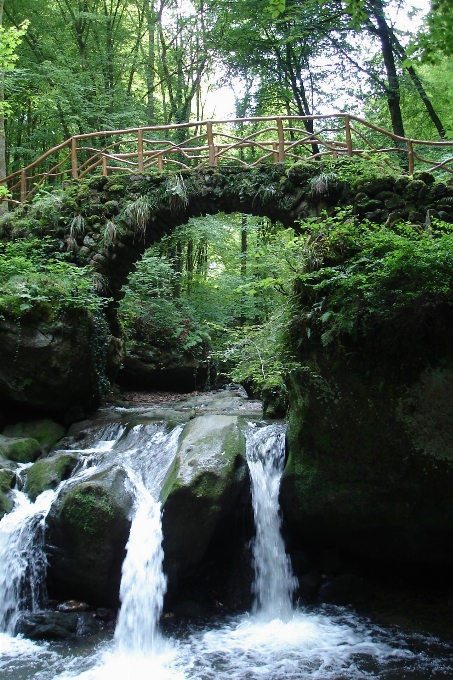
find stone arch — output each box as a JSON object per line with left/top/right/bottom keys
{"left": 83, "top": 166, "right": 309, "bottom": 311}
{"left": 67, "top": 165, "right": 440, "bottom": 316}
{"left": 0, "top": 162, "right": 444, "bottom": 415}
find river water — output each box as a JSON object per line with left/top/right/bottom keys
{"left": 1, "top": 400, "right": 453, "bottom": 680}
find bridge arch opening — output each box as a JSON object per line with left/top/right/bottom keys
{"left": 114, "top": 210, "right": 290, "bottom": 393}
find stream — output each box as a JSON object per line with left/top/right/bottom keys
{"left": 1, "top": 395, "right": 453, "bottom": 679}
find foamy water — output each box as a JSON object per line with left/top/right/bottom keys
{"left": 246, "top": 423, "right": 297, "bottom": 620}
{"left": 1, "top": 415, "right": 452, "bottom": 680}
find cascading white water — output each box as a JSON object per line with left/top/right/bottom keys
{"left": 246, "top": 423, "right": 297, "bottom": 621}
{"left": 114, "top": 478, "right": 165, "bottom": 654}
{"left": 0, "top": 424, "right": 128, "bottom": 640}
{"left": 0, "top": 488, "right": 56, "bottom": 634}
{"left": 113, "top": 426, "right": 183, "bottom": 656}
{"left": 0, "top": 409, "right": 447, "bottom": 680}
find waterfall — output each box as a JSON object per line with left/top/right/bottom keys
{"left": 0, "top": 489, "right": 56, "bottom": 634}
{"left": 114, "top": 426, "right": 183, "bottom": 655}
{"left": 114, "top": 477, "right": 166, "bottom": 654}
{"left": 246, "top": 423, "right": 296, "bottom": 621}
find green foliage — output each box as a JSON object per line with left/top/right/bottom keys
{"left": 0, "top": 237, "right": 107, "bottom": 321}
{"left": 119, "top": 253, "right": 210, "bottom": 359}
{"left": 0, "top": 20, "right": 28, "bottom": 71}
{"left": 415, "top": 0, "right": 453, "bottom": 62}
{"left": 290, "top": 217, "right": 453, "bottom": 350}
{"left": 215, "top": 313, "right": 300, "bottom": 395}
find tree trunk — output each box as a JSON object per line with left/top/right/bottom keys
{"left": 372, "top": 0, "right": 405, "bottom": 138}
{"left": 241, "top": 214, "right": 247, "bottom": 277}
{"left": 186, "top": 239, "right": 194, "bottom": 296}
{"left": 145, "top": 0, "right": 156, "bottom": 123}
{"left": 391, "top": 34, "right": 446, "bottom": 139}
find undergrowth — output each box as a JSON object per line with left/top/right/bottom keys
{"left": 0, "top": 237, "right": 107, "bottom": 321}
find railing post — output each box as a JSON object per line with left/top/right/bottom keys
{"left": 276, "top": 118, "right": 285, "bottom": 162}
{"left": 331, "top": 142, "right": 338, "bottom": 160}
{"left": 138, "top": 128, "right": 144, "bottom": 172}
{"left": 206, "top": 121, "right": 215, "bottom": 166}
{"left": 20, "top": 170, "right": 27, "bottom": 202}
{"left": 71, "top": 137, "right": 78, "bottom": 179}
{"left": 272, "top": 142, "right": 279, "bottom": 163}
{"left": 407, "top": 140, "right": 414, "bottom": 175}
{"left": 157, "top": 154, "right": 163, "bottom": 171}
{"left": 345, "top": 115, "right": 353, "bottom": 157}
{"left": 102, "top": 156, "right": 108, "bottom": 176}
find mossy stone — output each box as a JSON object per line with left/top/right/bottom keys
{"left": 0, "top": 466, "right": 14, "bottom": 518}
{"left": 61, "top": 483, "right": 117, "bottom": 537}
{"left": 45, "top": 467, "right": 132, "bottom": 607}
{"left": 162, "top": 414, "right": 247, "bottom": 582}
{"left": 281, "top": 359, "right": 453, "bottom": 565}
{"left": 0, "top": 466, "right": 14, "bottom": 493}
{"left": 0, "top": 434, "right": 41, "bottom": 463}
{"left": 25, "top": 453, "right": 79, "bottom": 501}
{"left": 3, "top": 419, "right": 65, "bottom": 453}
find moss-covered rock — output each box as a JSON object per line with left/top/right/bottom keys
{"left": 3, "top": 419, "right": 65, "bottom": 452}
{"left": 0, "top": 434, "right": 41, "bottom": 462}
{"left": 0, "top": 318, "right": 109, "bottom": 417}
{"left": 0, "top": 465, "right": 15, "bottom": 517}
{"left": 281, "top": 356, "right": 453, "bottom": 565}
{"left": 45, "top": 466, "right": 133, "bottom": 607}
{"left": 162, "top": 414, "right": 247, "bottom": 584}
{"left": 24, "top": 453, "right": 79, "bottom": 501}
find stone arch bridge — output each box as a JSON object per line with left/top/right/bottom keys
{"left": 6, "top": 161, "right": 449, "bottom": 316}
{"left": 1, "top": 158, "right": 452, "bottom": 416}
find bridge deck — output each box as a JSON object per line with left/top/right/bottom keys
{"left": 3, "top": 114, "right": 453, "bottom": 204}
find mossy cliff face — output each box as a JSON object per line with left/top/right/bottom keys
{"left": 282, "top": 320, "right": 453, "bottom": 565}
{"left": 161, "top": 414, "right": 247, "bottom": 587}
{"left": 0, "top": 316, "right": 122, "bottom": 418}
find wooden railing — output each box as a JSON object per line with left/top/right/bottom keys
{"left": 3, "top": 114, "right": 453, "bottom": 204}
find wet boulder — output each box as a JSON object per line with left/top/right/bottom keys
{"left": 0, "top": 317, "right": 122, "bottom": 417}
{"left": 0, "top": 434, "right": 41, "bottom": 462}
{"left": 45, "top": 465, "right": 133, "bottom": 607}
{"left": 15, "top": 611, "right": 78, "bottom": 640}
{"left": 0, "top": 465, "right": 15, "bottom": 517}
{"left": 161, "top": 414, "right": 247, "bottom": 585}
{"left": 14, "top": 610, "right": 100, "bottom": 640}
{"left": 24, "top": 453, "right": 79, "bottom": 501}
{"left": 3, "top": 418, "right": 65, "bottom": 453}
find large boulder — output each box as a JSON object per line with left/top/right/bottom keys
{"left": 24, "top": 453, "right": 79, "bottom": 501}
{"left": 0, "top": 434, "right": 41, "bottom": 462}
{"left": 3, "top": 419, "right": 65, "bottom": 453}
{"left": 281, "top": 359, "right": 453, "bottom": 565}
{"left": 161, "top": 414, "right": 248, "bottom": 585}
{"left": 0, "top": 317, "right": 122, "bottom": 417}
{"left": 15, "top": 612, "right": 79, "bottom": 640}
{"left": 45, "top": 465, "right": 133, "bottom": 607}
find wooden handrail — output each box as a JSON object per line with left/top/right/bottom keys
{"left": 2, "top": 114, "right": 453, "bottom": 203}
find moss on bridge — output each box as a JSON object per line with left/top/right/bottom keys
{"left": 1, "top": 158, "right": 452, "bottom": 314}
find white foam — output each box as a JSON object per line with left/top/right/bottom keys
{"left": 182, "top": 610, "right": 413, "bottom": 679}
